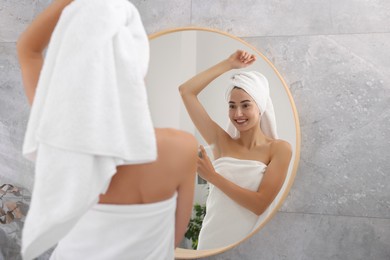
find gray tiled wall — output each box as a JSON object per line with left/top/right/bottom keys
{"left": 1, "top": 0, "right": 389, "bottom": 259}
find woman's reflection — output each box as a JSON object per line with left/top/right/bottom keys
{"left": 179, "top": 50, "right": 292, "bottom": 250}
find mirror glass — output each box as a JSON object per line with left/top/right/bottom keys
{"left": 146, "top": 28, "right": 300, "bottom": 258}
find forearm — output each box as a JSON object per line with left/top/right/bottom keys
{"left": 175, "top": 193, "right": 194, "bottom": 247}
{"left": 174, "top": 175, "right": 196, "bottom": 247}
{"left": 209, "top": 173, "right": 269, "bottom": 216}
{"left": 174, "top": 208, "right": 191, "bottom": 248}
{"left": 179, "top": 59, "right": 233, "bottom": 97}
{"left": 179, "top": 49, "right": 256, "bottom": 98}
{"left": 17, "top": 53, "right": 43, "bottom": 105}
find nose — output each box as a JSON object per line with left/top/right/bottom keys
{"left": 235, "top": 107, "right": 243, "bottom": 117}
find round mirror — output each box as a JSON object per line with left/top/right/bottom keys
{"left": 146, "top": 27, "right": 301, "bottom": 259}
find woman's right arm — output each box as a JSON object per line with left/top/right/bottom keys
{"left": 179, "top": 50, "right": 256, "bottom": 145}
{"left": 174, "top": 133, "right": 198, "bottom": 247}
{"left": 16, "top": 0, "right": 73, "bottom": 105}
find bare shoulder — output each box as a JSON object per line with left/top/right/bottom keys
{"left": 155, "top": 128, "right": 197, "bottom": 146}
{"left": 270, "top": 139, "right": 292, "bottom": 160}
{"left": 154, "top": 128, "right": 198, "bottom": 182}
{"left": 155, "top": 128, "right": 198, "bottom": 157}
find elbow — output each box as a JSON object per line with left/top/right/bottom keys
{"left": 16, "top": 38, "right": 32, "bottom": 61}
{"left": 253, "top": 207, "right": 265, "bottom": 216}
{"left": 179, "top": 84, "right": 197, "bottom": 100}
{"left": 16, "top": 39, "right": 25, "bottom": 59}
{"left": 252, "top": 199, "right": 268, "bottom": 216}
{"left": 178, "top": 84, "right": 187, "bottom": 97}
{"left": 16, "top": 33, "right": 29, "bottom": 55}
{"left": 16, "top": 36, "right": 42, "bottom": 60}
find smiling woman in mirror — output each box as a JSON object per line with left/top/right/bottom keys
{"left": 179, "top": 50, "right": 292, "bottom": 250}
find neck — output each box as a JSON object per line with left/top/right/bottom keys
{"left": 238, "top": 125, "right": 266, "bottom": 149}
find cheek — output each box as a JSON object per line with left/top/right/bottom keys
{"left": 228, "top": 109, "right": 235, "bottom": 118}
{"left": 247, "top": 106, "right": 258, "bottom": 115}
{"left": 253, "top": 107, "right": 261, "bottom": 117}
{"left": 249, "top": 109, "right": 260, "bottom": 121}
{"left": 251, "top": 113, "right": 260, "bottom": 121}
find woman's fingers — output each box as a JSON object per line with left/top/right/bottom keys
{"left": 239, "top": 50, "right": 247, "bottom": 61}
{"left": 197, "top": 145, "right": 209, "bottom": 169}
{"left": 199, "top": 145, "right": 207, "bottom": 158}
{"left": 246, "top": 54, "right": 257, "bottom": 64}
{"left": 229, "top": 50, "right": 256, "bottom": 68}
{"left": 238, "top": 50, "right": 256, "bottom": 64}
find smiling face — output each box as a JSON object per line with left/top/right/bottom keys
{"left": 228, "top": 87, "right": 261, "bottom": 132}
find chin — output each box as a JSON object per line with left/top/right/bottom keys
{"left": 234, "top": 123, "right": 257, "bottom": 133}
{"left": 234, "top": 124, "right": 250, "bottom": 132}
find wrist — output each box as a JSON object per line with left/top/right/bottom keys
{"left": 220, "top": 59, "right": 235, "bottom": 71}
{"left": 208, "top": 171, "right": 219, "bottom": 184}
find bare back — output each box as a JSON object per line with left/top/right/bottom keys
{"left": 99, "top": 128, "right": 197, "bottom": 205}
{"left": 98, "top": 128, "right": 198, "bottom": 247}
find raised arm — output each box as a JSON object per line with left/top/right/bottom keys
{"left": 197, "top": 141, "right": 292, "bottom": 216}
{"left": 179, "top": 50, "right": 256, "bottom": 145}
{"left": 16, "top": 0, "right": 74, "bottom": 105}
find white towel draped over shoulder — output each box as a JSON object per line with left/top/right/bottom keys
{"left": 23, "top": 0, "right": 154, "bottom": 160}
{"left": 21, "top": 0, "right": 156, "bottom": 259}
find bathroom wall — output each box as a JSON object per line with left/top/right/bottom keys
{"left": 1, "top": 0, "right": 389, "bottom": 259}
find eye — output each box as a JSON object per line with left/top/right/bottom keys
{"left": 242, "top": 103, "right": 250, "bottom": 109}
{"left": 229, "top": 104, "right": 235, "bottom": 109}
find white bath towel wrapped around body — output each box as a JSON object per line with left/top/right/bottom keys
{"left": 197, "top": 157, "right": 272, "bottom": 250}
{"left": 50, "top": 193, "right": 177, "bottom": 260}
{"left": 21, "top": 0, "right": 156, "bottom": 259}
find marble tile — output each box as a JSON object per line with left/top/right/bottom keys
{"left": 1, "top": 0, "right": 191, "bottom": 42}
{"left": 330, "top": 0, "right": 390, "bottom": 35}
{"left": 192, "top": 0, "right": 390, "bottom": 37}
{"left": 244, "top": 33, "right": 390, "bottom": 218}
{"left": 34, "top": 0, "right": 52, "bottom": 16}
{"left": 130, "top": 0, "right": 191, "bottom": 35}
{"left": 1, "top": 1, "right": 390, "bottom": 260}
{"left": 0, "top": 0, "right": 39, "bottom": 42}
{"left": 204, "top": 212, "right": 390, "bottom": 260}
{"left": 0, "top": 43, "right": 34, "bottom": 190}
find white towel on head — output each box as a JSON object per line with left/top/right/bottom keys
{"left": 21, "top": 0, "right": 156, "bottom": 259}
{"left": 225, "top": 71, "right": 278, "bottom": 139}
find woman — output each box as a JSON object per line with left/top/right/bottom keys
{"left": 179, "top": 50, "right": 292, "bottom": 249}
{"left": 17, "top": 0, "right": 197, "bottom": 259}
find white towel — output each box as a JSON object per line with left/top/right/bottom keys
{"left": 21, "top": 0, "right": 156, "bottom": 259}
{"left": 225, "top": 71, "right": 278, "bottom": 139}
{"left": 197, "top": 157, "right": 267, "bottom": 250}
{"left": 50, "top": 193, "right": 177, "bottom": 260}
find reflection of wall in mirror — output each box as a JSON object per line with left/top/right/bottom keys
{"left": 147, "top": 31, "right": 210, "bottom": 205}
{"left": 147, "top": 31, "right": 196, "bottom": 132}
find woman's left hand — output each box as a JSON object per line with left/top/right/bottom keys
{"left": 197, "top": 145, "right": 217, "bottom": 182}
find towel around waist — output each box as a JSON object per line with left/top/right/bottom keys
{"left": 93, "top": 192, "right": 178, "bottom": 214}
{"left": 51, "top": 193, "right": 177, "bottom": 259}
